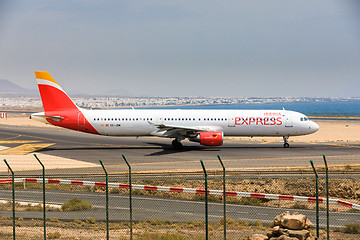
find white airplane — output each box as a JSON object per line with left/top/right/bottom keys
{"left": 31, "top": 71, "right": 319, "bottom": 149}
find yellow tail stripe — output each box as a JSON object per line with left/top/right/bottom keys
{"left": 35, "top": 71, "right": 59, "bottom": 85}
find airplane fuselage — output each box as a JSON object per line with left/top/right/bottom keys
{"left": 33, "top": 108, "right": 318, "bottom": 137}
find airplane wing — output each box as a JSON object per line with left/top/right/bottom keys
{"left": 148, "top": 121, "right": 222, "bottom": 138}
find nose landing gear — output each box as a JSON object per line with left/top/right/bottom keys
{"left": 283, "top": 136, "right": 290, "bottom": 148}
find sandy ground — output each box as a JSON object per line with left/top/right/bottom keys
{"left": 0, "top": 152, "right": 98, "bottom": 172}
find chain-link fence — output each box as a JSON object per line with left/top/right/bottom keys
{"left": 1, "top": 154, "right": 360, "bottom": 239}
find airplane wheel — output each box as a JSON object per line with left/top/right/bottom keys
{"left": 172, "top": 139, "right": 183, "bottom": 150}
{"left": 284, "top": 143, "right": 290, "bottom": 148}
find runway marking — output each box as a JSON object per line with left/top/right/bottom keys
{"left": 325, "top": 143, "right": 360, "bottom": 149}
{"left": 0, "top": 143, "right": 55, "bottom": 155}
{"left": 0, "top": 134, "right": 23, "bottom": 141}
{"left": 0, "top": 140, "right": 39, "bottom": 144}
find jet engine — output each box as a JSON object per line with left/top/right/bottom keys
{"left": 189, "top": 131, "right": 223, "bottom": 146}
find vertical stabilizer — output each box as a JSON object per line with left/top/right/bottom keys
{"left": 33, "top": 71, "right": 99, "bottom": 134}
{"left": 35, "top": 71, "right": 78, "bottom": 113}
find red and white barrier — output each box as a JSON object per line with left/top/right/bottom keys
{"left": 0, "top": 112, "right": 7, "bottom": 118}
{"left": 1, "top": 178, "right": 359, "bottom": 210}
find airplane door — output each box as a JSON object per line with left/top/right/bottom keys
{"left": 156, "top": 116, "right": 163, "bottom": 125}
{"left": 78, "top": 112, "right": 85, "bottom": 127}
{"left": 228, "top": 115, "right": 235, "bottom": 127}
{"left": 285, "top": 112, "right": 293, "bottom": 127}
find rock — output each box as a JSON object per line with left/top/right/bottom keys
{"left": 267, "top": 226, "right": 281, "bottom": 238}
{"left": 287, "top": 229, "right": 310, "bottom": 240}
{"left": 304, "top": 218, "right": 313, "bottom": 229}
{"left": 267, "top": 230, "right": 275, "bottom": 238}
{"left": 278, "top": 227, "right": 289, "bottom": 236}
{"left": 277, "top": 236, "right": 298, "bottom": 240}
{"left": 274, "top": 211, "right": 290, "bottom": 226}
{"left": 248, "top": 234, "right": 268, "bottom": 240}
{"left": 281, "top": 213, "right": 312, "bottom": 230}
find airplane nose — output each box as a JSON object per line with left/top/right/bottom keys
{"left": 310, "top": 121, "right": 319, "bottom": 133}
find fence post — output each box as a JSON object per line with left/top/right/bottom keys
{"left": 200, "top": 160, "right": 208, "bottom": 240}
{"left": 34, "top": 154, "right": 46, "bottom": 240}
{"left": 4, "top": 159, "right": 15, "bottom": 240}
{"left": 122, "top": 154, "right": 133, "bottom": 240}
{"left": 217, "top": 154, "right": 226, "bottom": 240}
{"left": 310, "top": 160, "right": 319, "bottom": 239}
{"left": 322, "top": 154, "right": 329, "bottom": 240}
{"left": 99, "top": 159, "right": 109, "bottom": 240}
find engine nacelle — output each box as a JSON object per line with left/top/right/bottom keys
{"left": 189, "top": 131, "right": 223, "bottom": 146}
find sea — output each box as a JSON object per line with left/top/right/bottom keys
{"left": 141, "top": 100, "right": 360, "bottom": 117}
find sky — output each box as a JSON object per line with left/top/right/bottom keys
{"left": 0, "top": 0, "right": 360, "bottom": 97}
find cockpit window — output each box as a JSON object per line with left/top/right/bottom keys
{"left": 300, "top": 117, "right": 310, "bottom": 121}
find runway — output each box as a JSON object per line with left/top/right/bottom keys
{"left": 0, "top": 124, "right": 359, "bottom": 174}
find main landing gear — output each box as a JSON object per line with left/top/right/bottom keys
{"left": 172, "top": 139, "right": 183, "bottom": 150}
{"left": 283, "top": 136, "right": 290, "bottom": 148}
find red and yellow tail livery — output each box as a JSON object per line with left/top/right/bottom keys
{"left": 32, "top": 71, "right": 99, "bottom": 134}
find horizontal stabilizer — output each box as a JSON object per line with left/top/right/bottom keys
{"left": 30, "top": 113, "right": 64, "bottom": 122}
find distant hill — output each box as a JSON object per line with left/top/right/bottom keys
{"left": 0, "top": 79, "right": 38, "bottom": 95}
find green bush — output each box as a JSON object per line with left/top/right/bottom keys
{"left": 47, "top": 231, "right": 61, "bottom": 239}
{"left": 61, "top": 198, "right": 92, "bottom": 211}
{"left": 86, "top": 217, "right": 96, "bottom": 224}
{"left": 344, "top": 223, "right": 360, "bottom": 234}
{"left": 292, "top": 202, "right": 309, "bottom": 210}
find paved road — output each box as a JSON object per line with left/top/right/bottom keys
{"left": 1, "top": 189, "right": 359, "bottom": 228}
{"left": 0, "top": 124, "right": 359, "bottom": 175}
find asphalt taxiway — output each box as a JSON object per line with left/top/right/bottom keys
{"left": 1, "top": 189, "right": 359, "bottom": 227}
{"left": 0, "top": 124, "right": 359, "bottom": 174}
